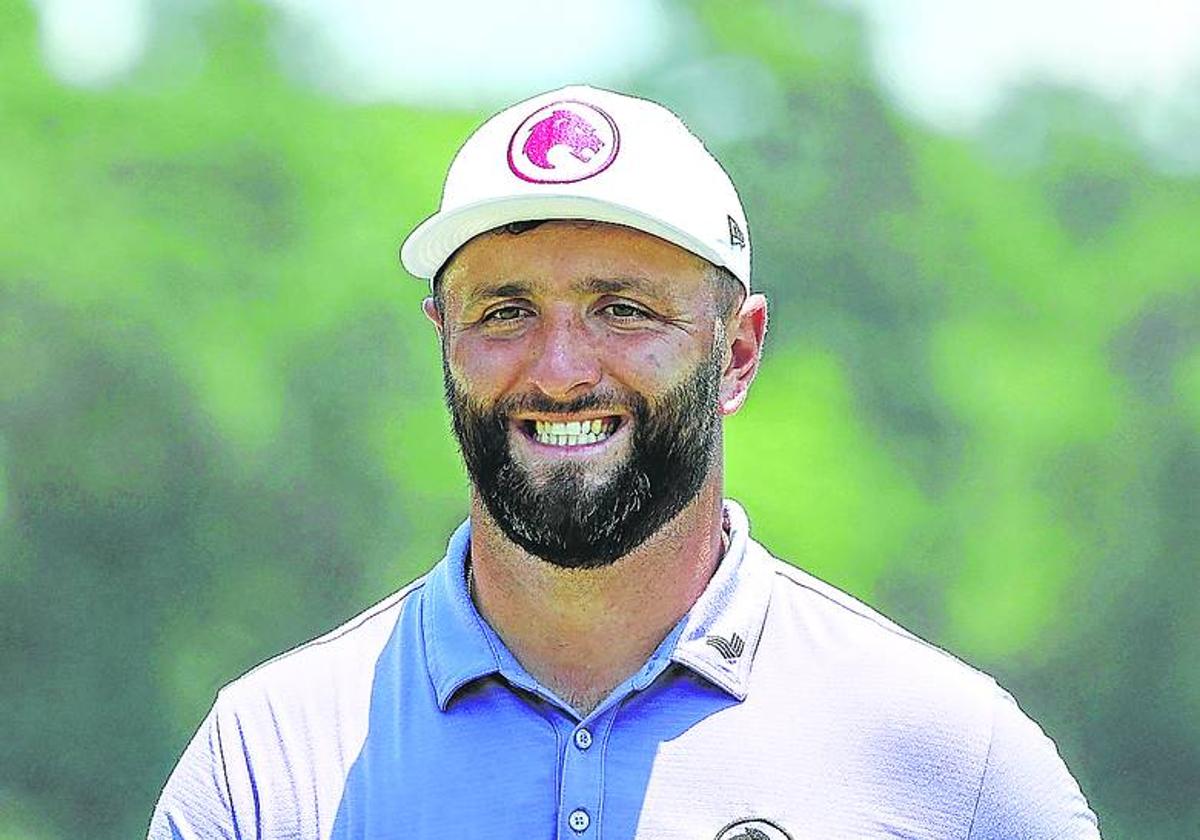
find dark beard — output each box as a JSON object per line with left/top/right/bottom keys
{"left": 444, "top": 351, "right": 722, "bottom": 569}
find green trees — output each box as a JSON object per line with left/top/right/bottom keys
{"left": 1, "top": 1, "right": 1196, "bottom": 837}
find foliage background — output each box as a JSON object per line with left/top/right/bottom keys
{"left": 2, "top": 1, "right": 1198, "bottom": 837}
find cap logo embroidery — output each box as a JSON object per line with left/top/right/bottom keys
{"left": 508, "top": 100, "right": 620, "bottom": 184}
{"left": 714, "top": 818, "right": 793, "bottom": 840}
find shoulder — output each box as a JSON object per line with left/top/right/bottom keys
{"left": 749, "top": 542, "right": 1099, "bottom": 836}
{"left": 759, "top": 541, "right": 994, "bottom": 699}
{"left": 149, "top": 577, "right": 434, "bottom": 839}
{"left": 218, "top": 573, "right": 430, "bottom": 711}
{"left": 751, "top": 542, "right": 999, "bottom": 791}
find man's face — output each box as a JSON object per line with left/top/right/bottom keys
{"left": 430, "top": 221, "right": 731, "bottom": 568}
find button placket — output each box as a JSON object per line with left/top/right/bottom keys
{"left": 558, "top": 709, "right": 613, "bottom": 838}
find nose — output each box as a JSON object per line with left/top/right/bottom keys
{"left": 525, "top": 311, "right": 602, "bottom": 400}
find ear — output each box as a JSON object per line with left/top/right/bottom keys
{"left": 719, "top": 292, "right": 768, "bottom": 416}
{"left": 422, "top": 296, "right": 444, "bottom": 339}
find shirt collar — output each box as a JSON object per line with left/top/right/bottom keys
{"left": 668, "top": 499, "right": 772, "bottom": 701}
{"left": 421, "top": 499, "right": 774, "bottom": 709}
{"left": 422, "top": 519, "right": 503, "bottom": 710}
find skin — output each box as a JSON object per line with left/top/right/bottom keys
{"left": 424, "top": 220, "right": 768, "bottom": 715}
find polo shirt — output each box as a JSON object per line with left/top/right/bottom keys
{"left": 149, "top": 500, "right": 1100, "bottom": 839}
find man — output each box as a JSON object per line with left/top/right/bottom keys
{"left": 149, "top": 86, "right": 1100, "bottom": 839}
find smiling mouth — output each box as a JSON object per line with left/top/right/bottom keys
{"left": 522, "top": 417, "right": 622, "bottom": 447}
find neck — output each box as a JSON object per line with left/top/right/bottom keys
{"left": 467, "top": 476, "right": 726, "bottom": 717}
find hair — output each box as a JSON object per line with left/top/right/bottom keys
{"left": 431, "top": 220, "right": 745, "bottom": 321}
{"left": 708, "top": 263, "right": 745, "bottom": 323}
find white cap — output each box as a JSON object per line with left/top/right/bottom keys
{"left": 400, "top": 85, "right": 751, "bottom": 290}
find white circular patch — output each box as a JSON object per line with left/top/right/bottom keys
{"left": 507, "top": 99, "right": 620, "bottom": 184}
{"left": 713, "top": 818, "right": 793, "bottom": 840}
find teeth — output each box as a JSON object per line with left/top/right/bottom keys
{"left": 533, "top": 418, "right": 617, "bottom": 446}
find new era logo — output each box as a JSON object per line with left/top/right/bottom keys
{"left": 705, "top": 632, "right": 745, "bottom": 662}
{"left": 727, "top": 215, "right": 746, "bottom": 250}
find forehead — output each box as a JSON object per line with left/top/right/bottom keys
{"left": 439, "top": 220, "right": 711, "bottom": 302}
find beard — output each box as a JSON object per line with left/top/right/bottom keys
{"left": 444, "top": 350, "right": 722, "bottom": 569}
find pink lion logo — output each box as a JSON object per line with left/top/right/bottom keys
{"left": 508, "top": 100, "right": 620, "bottom": 184}
{"left": 522, "top": 109, "right": 605, "bottom": 169}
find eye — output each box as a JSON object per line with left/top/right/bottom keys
{"left": 483, "top": 305, "right": 531, "bottom": 323}
{"left": 603, "top": 301, "right": 648, "bottom": 319}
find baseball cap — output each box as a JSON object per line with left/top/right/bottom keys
{"left": 400, "top": 85, "right": 751, "bottom": 290}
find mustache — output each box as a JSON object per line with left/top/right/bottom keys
{"left": 458, "top": 388, "right": 634, "bottom": 420}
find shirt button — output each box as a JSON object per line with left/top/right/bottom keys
{"left": 574, "top": 727, "right": 593, "bottom": 750}
{"left": 568, "top": 808, "right": 591, "bottom": 833}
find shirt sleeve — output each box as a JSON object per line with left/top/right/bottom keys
{"left": 968, "top": 686, "right": 1101, "bottom": 840}
{"left": 147, "top": 699, "right": 240, "bottom": 840}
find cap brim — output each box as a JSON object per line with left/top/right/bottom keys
{"left": 399, "top": 194, "right": 739, "bottom": 287}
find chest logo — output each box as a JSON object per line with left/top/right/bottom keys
{"left": 714, "top": 817, "right": 793, "bottom": 840}
{"left": 508, "top": 100, "right": 620, "bottom": 184}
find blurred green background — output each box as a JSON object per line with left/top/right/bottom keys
{"left": 2, "top": 0, "right": 1199, "bottom": 837}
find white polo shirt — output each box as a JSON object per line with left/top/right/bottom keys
{"left": 149, "top": 500, "right": 1100, "bottom": 839}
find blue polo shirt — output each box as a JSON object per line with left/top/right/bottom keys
{"left": 149, "top": 501, "right": 1100, "bottom": 839}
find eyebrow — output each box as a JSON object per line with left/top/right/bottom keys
{"left": 460, "top": 276, "right": 663, "bottom": 308}
{"left": 460, "top": 282, "right": 534, "bottom": 308}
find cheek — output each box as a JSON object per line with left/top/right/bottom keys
{"left": 447, "top": 335, "right": 525, "bottom": 396}
{"left": 608, "top": 334, "right": 711, "bottom": 391}
{"left": 614, "top": 324, "right": 715, "bottom": 372}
